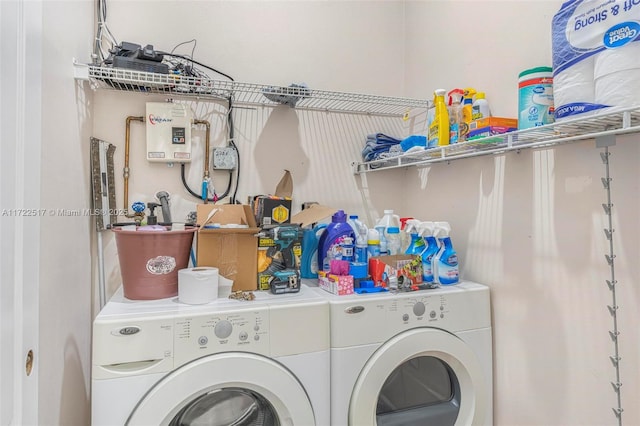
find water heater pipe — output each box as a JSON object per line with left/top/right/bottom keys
{"left": 193, "top": 119, "right": 211, "bottom": 180}
{"left": 124, "top": 116, "right": 145, "bottom": 221}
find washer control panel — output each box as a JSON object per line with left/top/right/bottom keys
{"left": 388, "top": 293, "right": 451, "bottom": 329}
{"left": 174, "top": 306, "right": 269, "bottom": 366}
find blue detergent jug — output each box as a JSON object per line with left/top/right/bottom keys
{"left": 300, "top": 224, "right": 327, "bottom": 279}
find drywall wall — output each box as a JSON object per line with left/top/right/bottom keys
{"left": 403, "top": 1, "right": 640, "bottom": 425}
{"left": 36, "top": 1, "right": 639, "bottom": 425}
{"left": 92, "top": 0, "right": 411, "bottom": 299}
{"left": 39, "top": 1, "right": 94, "bottom": 425}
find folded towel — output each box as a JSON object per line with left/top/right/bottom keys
{"left": 361, "top": 133, "right": 402, "bottom": 162}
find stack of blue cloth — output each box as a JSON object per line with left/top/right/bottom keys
{"left": 361, "top": 133, "right": 401, "bottom": 162}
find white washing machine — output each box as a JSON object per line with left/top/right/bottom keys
{"left": 311, "top": 280, "right": 493, "bottom": 426}
{"left": 91, "top": 284, "right": 330, "bottom": 426}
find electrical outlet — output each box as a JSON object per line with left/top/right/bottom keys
{"left": 212, "top": 147, "right": 237, "bottom": 170}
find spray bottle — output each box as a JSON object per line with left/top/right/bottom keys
{"left": 347, "top": 215, "right": 369, "bottom": 263}
{"left": 404, "top": 219, "right": 425, "bottom": 255}
{"left": 418, "top": 221, "right": 440, "bottom": 284}
{"left": 433, "top": 222, "right": 459, "bottom": 285}
{"left": 428, "top": 89, "right": 450, "bottom": 147}
{"left": 447, "top": 88, "right": 465, "bottom": 143}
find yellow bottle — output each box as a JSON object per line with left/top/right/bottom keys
{"left": 428, "top": 89, "right": 450, "bottom": 147}
{"left": 461, "top": 87, "right": 476, "bottom": 141}
{"left": 462, "top": 88, "right": 476, "bottom": 125}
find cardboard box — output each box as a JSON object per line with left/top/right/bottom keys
{"left": 196, "top": 204, "right": 260, "bottom": 291}
{"left": 257, "top": 225, "right": 302, "bottom": 291}
{"left": 469, "top": 117, "right": 518, "bottom": 131}
{"left": 249, "top": 195, "right": 292, "bottom": 226}
{"left": 369, "top": 255, "right": 423, "bottom": 290}
{"left": 318, "top": 271, "right": 354, "bottom": 296}
{"left": 468, "top": 125, "right": 517, "bottom": 139}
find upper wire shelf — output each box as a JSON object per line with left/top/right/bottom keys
{"left": 354, "top": 106, "right": 640, "bottom": 174}
{"left": 73, "top": 62, "right": 431, "bottom": 117}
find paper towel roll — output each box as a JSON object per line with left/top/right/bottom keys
{"left": 594, "top": 41, "right": 640, "bottom": 108}
{"left": 178, "top": 267, "right": 219, "bottom": 304}
{"left": 553, "top": 56, "right": 596, "bottom": 121}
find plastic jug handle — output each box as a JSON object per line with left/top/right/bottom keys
{"left": 313, "top": 223, "right": 328, "bottom": 232}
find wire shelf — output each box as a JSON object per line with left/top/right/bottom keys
{"left": 354, "top": 106, "right": 640, "bottom": 173}
{"left": 74, "top": 63, "right": 430, "bottom": 117}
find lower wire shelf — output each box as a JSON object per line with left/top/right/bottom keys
{"left": 354, "top": 106, "right": 640, "bottom": 173}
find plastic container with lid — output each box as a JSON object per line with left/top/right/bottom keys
{"left": 367, "top": 228, "right": 381, "bottom": 258}
{"left": 518, "top": 66, "right": 554, "bottom": 129}
{"left": 317, "top": 210, "right": 356, "bottom": 272}
{"left": 472, "top": 92, "right": 492, "bottom": 121}
{"left": 386, "top": 226, "right": 402, "bottom": 255}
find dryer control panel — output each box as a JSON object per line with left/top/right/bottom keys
{"left": 173, "top": 306, "right": 270, "bottom": 367}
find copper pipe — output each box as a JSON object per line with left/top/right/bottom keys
{"left": 124, "top": 116, "right": 145, "bottom": 221}
{"left": 193, "top": 119, "right": 211, "bottom": 179}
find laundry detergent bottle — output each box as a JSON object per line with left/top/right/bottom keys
{"left": 317, "top": 210, "right": 356, "bottom": 272}
{"left": 418, "top": 221, "right": 439, "bottom": 284}
{"left": 433, "top": 222, "right": 459, "bottom": 285}
{"left": 300, "top": 223, "right": 327, "bottom": 279}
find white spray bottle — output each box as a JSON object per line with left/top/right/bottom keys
{"left": 433, "top": 222, "right": 459, "bottom": 285}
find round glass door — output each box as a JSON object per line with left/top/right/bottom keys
{"left": 169, "top": 387, "right": 280, "bottom": 426}
{"left": 376, "top": 356, "right": 461, "bottom": 425}
{"left": 349, "top": 328, "right": 487, "bottom": 426}
{"left": 127, "top": 352, "right": 315, "bottom": 426}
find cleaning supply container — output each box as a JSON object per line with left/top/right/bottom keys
{"left": 518, "top": 67, "right": 554, "bottom": 129}
{"left": 113, "top": 225, "right": 197, "bottom": 300}
{"left": 300, "top": 224, "right": 327, "bottom": 279}
{"left": 317, "top": 210, "right": 356, "bottom": 272}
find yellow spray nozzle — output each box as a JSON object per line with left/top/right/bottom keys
{"left": 464, "top": 87, "right": 477, "bottom": 98}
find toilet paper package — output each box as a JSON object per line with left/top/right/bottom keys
{"left": 552, "top": 0, "right": 640, "bottom": 121}
{"left": 594, "top": 40, "right": 640, "bottom": 106}
{"left": 178, "top": 267, "right": 219, "bottom": 304}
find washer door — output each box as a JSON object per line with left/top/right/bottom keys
{"left": 349, "top": 328, "right": 487, "bottom": 426}
{"left": 127, "top": 352, "right": 316, "bottom": 426}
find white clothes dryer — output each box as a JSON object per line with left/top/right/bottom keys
{"left": 91, "top": 284, "right": 330, "bottom": 426}
{"left": 312, "top": 280, "right": 493, "bottom": 426}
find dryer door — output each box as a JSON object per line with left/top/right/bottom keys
{"left": 349, "top": 328, "right": 487, "bottom": 426}
{"left": 126, "top": 352, "right": 316, "bottom": 426}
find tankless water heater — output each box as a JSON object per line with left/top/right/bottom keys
{"left": 146, "top": 102, "right": 192, "bottom": 162}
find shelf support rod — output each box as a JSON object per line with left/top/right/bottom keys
{"left": 601, "top": 145, "right": 623, "bottom": 426}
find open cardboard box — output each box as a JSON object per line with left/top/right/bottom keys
{"left": 196, "top": 204, "right": 260, "bottom": 291}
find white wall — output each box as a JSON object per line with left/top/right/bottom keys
{"left": 36, "top": 1, "right": 639, "bottom": 425}
{"left": 403, "top": 1, "right": 639, "bottom": 425}
{"left": 39, "top": 1, "right": 94, "bottom": 425}
{"left": 94, "top": 0, "right": 411, "bottom": 298}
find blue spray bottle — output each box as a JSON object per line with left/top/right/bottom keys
{"left": 418, "top": 221, "right": 439, "bottom": 284}
{"left": 404, "top": 219, "right": 425, "bottom": 255}
{"left": 433, "top": 222, "right": 459, "bottom": 285}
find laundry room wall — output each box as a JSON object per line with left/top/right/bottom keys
{"left": 92, "top": 1, "right": 413, "bottom": 301}
{"left": 403, "top": 1, "right": 640, "bottom": 425}
{"left": 39, "top": 1, "right": 639, "bottom": 425}
{"left": 39, "top": 1, "right": 94, "bottom": 425}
